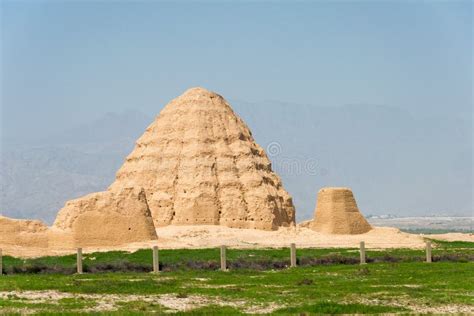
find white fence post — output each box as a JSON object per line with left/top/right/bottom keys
{"left": 425, "top": 241, "right": 432, "bottom": 263}
{"left": 220, "top": 246, "right": 227, "bottom": 271}
{"left": 76, "top": 248, "right": 83, "bottom": 274}
{"left": 360, "top": 241, "right": 366, "bottom": 264}
{"left": 153, "top": 246, "right": 160, "bottom": 273}
{"left": 290, "top": 243, "right": 297, "bottom": 268}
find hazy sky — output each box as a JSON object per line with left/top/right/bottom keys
{"left": 1, "top": 1, "right": 473, "bottom": 221}
{"left": 1, "top": 1, "right": 472, "bottom": 141}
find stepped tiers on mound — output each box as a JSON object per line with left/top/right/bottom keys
{"left": 310, "top": 187, "right": 372, "bottom": 234}
{"left": 108, "top": 87, "right": 295, "bottom": 230}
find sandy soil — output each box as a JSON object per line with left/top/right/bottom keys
{"left": 2, "top": 290, "right": 473, "bottom": 314}
{"left": 427, "top": 232, "right": 474, "bottom": 242}
{"left": 67, "top": 225, "right": 427, "bottom": 257}
{"left": 0, "top": 290, "right": 270, "bottom": 314}
{"left": 3, "top": 225, "right": 472, "bottom": 258}
{"left": 78, "top": 225, "right": 474, "bottom": 254}
{"left": 152, "top": 225, "right": 426, "bottom": 249}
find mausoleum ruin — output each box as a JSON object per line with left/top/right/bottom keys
{"left": 310, "top": 187, "right": 372, "bottom": 234}
{"left": 107, "top": 87, "right": 296, "bottom": 230}
{"left": 52, "top": 188, "right": 158, "bottom": 248}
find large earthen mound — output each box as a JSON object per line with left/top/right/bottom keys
{"left": 108, "top": 87, "right": 295, "bottom": 230}
{"left": 0, "top": 216, "right": 49, "bottom": 248}
{"left": 52, "top": 188, "right": 157, "bottom": 247}
{"left": 310, "top": 187, "right": 372, "bottom": 234}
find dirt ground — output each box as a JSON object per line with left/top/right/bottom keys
{"left": 1, "top": 290, "right": 473, "bottom": 314}
{"left": 3, "top": 225, "right": 473, "bottom": 258}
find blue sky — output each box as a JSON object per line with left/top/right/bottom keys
{"left": 1, "top": 1, "right": 472, "bottom": 140}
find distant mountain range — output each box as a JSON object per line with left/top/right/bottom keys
{"left": 1, "top": 103, "right": 472, "bottom": 224}
{"left": 233, "top": 101, "right": 472, "bottom": 221}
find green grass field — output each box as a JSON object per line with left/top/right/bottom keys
{"left": 0, "top": 240, "right": 473, "bottom": 315}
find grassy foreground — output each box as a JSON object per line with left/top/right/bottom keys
{"left": 0, "top": 240, "right": 473, "bottom": 315}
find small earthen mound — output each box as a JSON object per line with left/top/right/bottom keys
{"left": 0, "top": 216, "right": 49, "bottom": 248}
{"left": 52, "top": 188, "right": 157, "bottom": 248}
{"left": 310, "top": 187, "right": 372, "bottom": 234}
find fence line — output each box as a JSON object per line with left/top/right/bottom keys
{"left": 0, "top": 241, "right": 461, "bottom": 276}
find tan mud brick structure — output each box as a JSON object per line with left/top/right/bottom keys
{"left": 310, "top": 187, "right": 372, "bottom": 234}
{"left": 108, "top": 87, "right": 295, "bottom": 230}
{"left": 52, "top": 188, "right": 157, "bottom": 248}
{"left": 0, "top": 216, "right": 49, "bottom": 249}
